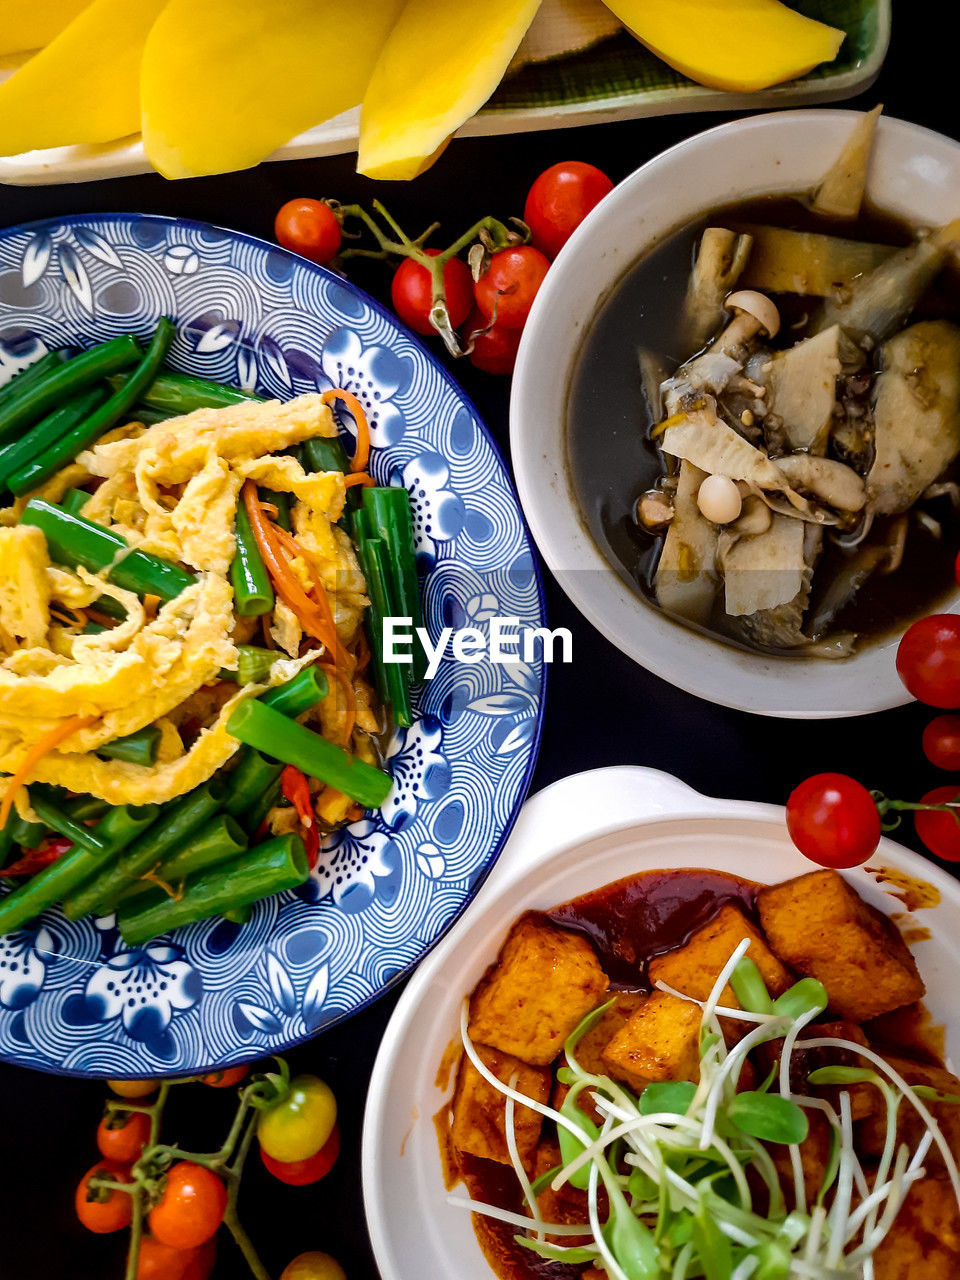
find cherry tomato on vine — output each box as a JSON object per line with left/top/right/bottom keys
{"left": 261, "top": 1124, "right": 340, "bottom": 1185}
{"left": 200, "top": 1064, "right": 249, "bottom": 1089}
{"left": 181, "top": 1237, "right": 217, "bottom": 1280}
{"left": 257, "top": 1074, "right": 337, "bottom": 1164}
{"left": 923, "top": 715, "right": 960, "bottom": 770}
{"left": 390, "top": 250, "right": 474, "bottom": 335}
{"left": 523, "top": 161, "right": 614, "bottom": 259}
{"left": 785, "top": 773, "right": 881, "bottom": 868}
{"left": 464, "top": 308, "right": 522, "bottom": 376}
{"left": 75, "top": 1161, "right": 133, "bottom": 1234}
{"left": 275, "top": 199, "right": 342, "bottom": 266}
{"left": 109, "top": 1078, "right": 158, "bottom": 1099}
{"left": 135, "top": 1236, "right": 194, "bottom": 1280}
{"left": 148, "top": 1162, "right": 227, "bottom": 1250}
{"left": 897, "top": 615, "right": 960, "bottom": 708}
{"left": 473, "top": 245, "right": 550, "bottom": 330}
{"left": 97, "top": 1108, "right": 151, "bottom": 1164}
{"left": 281, "top": 1253, "right": 347, "bottom": 1280}
{"left": 914, "top": 785, "right": 960, "bottom": 861}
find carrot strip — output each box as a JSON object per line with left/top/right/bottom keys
{"left": 322, "top": 388, "right": 370, "bottom": 473}
{"left": 273, "top": 524, "right": 351, "bottom": 671}
{"left": 318, "top": 661, "right": 356, "bottom": 747}
{"left": 0, "top": 714, "right": 97, "bottom": 828}
{"left": 343, "top": 472, "right": 375, "bottom": 489}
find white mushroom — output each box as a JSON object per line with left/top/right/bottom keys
{"left": 725, "top": 289, "right": 781, "bottom": 340}
{"left": 697, "top": 474, "right": 743, "bottom": 524}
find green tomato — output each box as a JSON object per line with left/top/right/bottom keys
{"left": 258, "top": 1074, "right": 337, "bottom": 1164}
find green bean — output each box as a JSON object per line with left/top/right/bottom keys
{"left": 8, "top": 320, "right": 176, "bottom": 495}
{"left": 118, "top": 815, "right": 247, "bottom": 907}
{"left": 0, "top": 822, "right": 15, "bottom": 867}
{"left": 302, "top": 436, "right": 349, "bottom": 475}
{"left": 21, "top": 499, "right": 196, "bottom": 601}
{"left": 0, "top": 351, "right": 66, "bottom": 413}
{"left": 219, "top": 646, "right": 278, "bottom": 685}
{"left": 362, "top": 486, "right": 426, "bottom": 683}
{"left": 65, "top": 795, "right": 111, "bottom": 823}
{"left": 266, "top": 489, "right": 292, "bottom": 532}
{"left": 0, "top": 804, "right": 159, "bottom": 936}
{"left": 117, "top": 834, "right": 308, "bottom": 947}
{"left": 0, "top": 335, "right": 140, "bottom": 448}
{"left": 29, "top": 789, "right": 107, "bottom": 854}
{"left": 107, "top": 369, "right": 262, "bottom": 416}
{"left": 226, "top": 700, "right": 391, "bottom": 810}
{"left": 97, "top": 725, "right": 161, "bottom": 767}
{"left": 223, "top": 905, "right": 251, "bottom": 925}
{"left": 352, "top": 515, "right": 412, "bottom": 726}
{"left": 62, "top": 782, "right": 226, "bottom": 921}
{"left": 3, "top": 812, "right": 47, "bottom": 850}
{"left": 60, "top": 487, "right": 91, "bottom": 517}
{"left": 259, "top": 667, "right": 329, "bottom": 717}
{"left": 239, "top": 775, "right": 282, "bottom": 837}
{"left": 222, "top": 751, "right": 284, "bottom": 818}
{"left": 230, "top": 497, "right": 274, "bottom": 617}
{"left": 0, "top": 387, "right": 107, "bottom": 492}
{"left": 80, "top": 620, "right": 108, "bottom": 635}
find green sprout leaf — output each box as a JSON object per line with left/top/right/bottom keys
{"left": 914, "top": 1084, "right": 960, "bottom": 1106}
{"left": 729, "top": 1092, "right": 809, "bottom": 1145}
{"left": 515, "top": 1237, "right": 599, "bottom": 1264}
{"left": 558, "top": 1089, "right": 601, "bottom": 1191}
{"left": 602, "top": 1191, "right": 660, "bottom": 1280}
{"left": 731, "top": 957, "right": 775, "bottom": 1015}
{"left": 807, "top": 1065, "right": 879, "bottom": 1087}
{"left": 772, "top": 979, "right": 828, "bottom": 1021}
{"left": 640, "top": 1081, "right": 698, "bottom": 1117}
{"left": 691, "top": 1197, "right": 734, "bottom": 1280}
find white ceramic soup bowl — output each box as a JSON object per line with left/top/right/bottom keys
{"left": 510, "top": 111, "right": 960, "bottom": 718}
{"left": 362, "top": 765, "right": 960, "bottom": 1280}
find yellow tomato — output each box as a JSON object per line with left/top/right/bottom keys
{"left": 108, "top": 1078, "right": 158, "bottom": 1099}
{"left": 281, "top": 1253, "right": 346, "bottom": 1280}
{"left": 257, "top": 1074, "right": 337, "bottom": 1164}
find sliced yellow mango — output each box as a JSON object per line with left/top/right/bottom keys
{"left": 601, "top": 0, "right": 845, "bottom": 92}
{"left": 0, "top": 0, "right": 90, "bottom": 55}
{"left": 0, "top": 0, "right": 167, "bottom": 155}
{"left": 141, "top": 0, "right": 405, "bottom": 180}
{"left": 358, "top": 0, "right": 542, "bottom": 182}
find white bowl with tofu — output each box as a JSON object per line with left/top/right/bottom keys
{"left": 510, "top": 110, "right": 960, "bottom": 717}
{"left": 362, "top": 766, "right": 960, "bottom": 1280}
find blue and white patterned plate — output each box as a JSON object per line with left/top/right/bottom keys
{"left": 0, "top": 214, "right": 546, "bottom": 1077}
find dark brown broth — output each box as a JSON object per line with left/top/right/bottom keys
{"left": 565, "top": 195, "right": 960, "bottom": 655}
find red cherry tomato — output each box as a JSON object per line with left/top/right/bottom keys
{"left": 897, "top": 615, "right": 960, "bottom": 708}
{"left": 97, "top": 1109, "right": 151, "bottom": 1164}
{"left": 473, "top": 246, "right": 550, "bottom": 330}
{"left": 135, "top": 1236, "right": 194, "bottom": 1280}
{"left": 465, "top": 309, "right": 522, "bottom": 376}
{"left": 955, "top": 549, "right": 960, "bottom": 586}
{"left": 75, "top": 1161, "right": 133, "bottom": 1234}
{"left": 148, "top": 1162, "right": 227, "bottom": 1250}
{"left": 390, "top": 250, "right": 473, "bottom": 336}
{"left": 785, "top": 773, "right": 881, "bottom": 868}
{"left": 261, "top": 1124, "right": 340, "bottom": 1185}
{"left": 275, "top": 199, "right": 342, "bottom": 266}
{"left": 200, "top": 1064, "right": 249, "bottom": 1089}
{"left": 181, "top": 1237, "right": 217, "bottom": 1280}
{"left": 523, "top": 161, "right": 614, "bottom": 259}
{"left": 915, "top": 785, "right": 960, "bottom": 861}
{"left": 923, "top": 715, "right": 960, "bottom": 770}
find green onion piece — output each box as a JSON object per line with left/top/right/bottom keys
{"left": 772, "top": 978, "right": 829, "bottom": 1021}
{"left": 0, "top": 804, "right": 159, "bottom": 936}
{"left": 97, "top": 725, "right": 162, "bottom": 766}
{"left": 226, "top": 699, "right": 391, "bottom": 810}
{"left": 117, "top": 833, "right": 308, "bottom": 947}
{"left": 8, "top": 319, "right": 176, "bottom": 495}
{"left": 29, "top": 790, "right": 107, "bottom": 854}
{"left": 0, "top": 351, "right": 66, "bottom": 415}
{"left": 728, "top": 1091, "right": 809, "bottom": 1145}
{"left": 63, "top": 783, "right": 226, "bottom": 921}
{"left": 0, "top": 335, "right": 141, "bottom": 448}
{"left": 0, "top": 386, "right": 107, "bottom": 492}
{"left": 361, "top": 486, "right": 426, "bottom": 683}
{"left": 230, "top": 498, "right": 274, "bottom": 617}
{"left": 117, "top": 814, "right": 247, "bottom": 907}
{"left": 21, "top": 499, "right": 196, "bottom": 601}
{"left": 730, "top": 956, "right": 775, "bottom": 1016}
{"left": 108, "top": 369, "right": 262, "bottom": 416}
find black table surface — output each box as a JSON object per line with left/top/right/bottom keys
{"left": 0, "top": 8, "right": 953, "bottom": 1279}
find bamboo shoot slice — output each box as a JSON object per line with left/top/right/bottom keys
{"left": 0, "top": 0, "right": 167, "bottom": 155}
{"left": 739, "top": 226, "right": 895, "bottom": 297}
{"left": 812, "top": 105, "right": 883, "bottom": 219}
{"left": 142, "top": 0, "right": 404, "bottom": 180}
{"left": 601, "top": 0, "right": 844, "bottom": 93}
{"left": 0, "top": 0, "right": 89, "bottom": 55}
{"left": 358, "top": 0, "right": 542, "bottom": 182}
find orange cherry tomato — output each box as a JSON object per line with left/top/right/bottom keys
{"left": 75, "top": 1161, "right": 133, "bottom": 1234}
{"left": 281, "top": 1253, "right": 346, "bottom": 1280}
{"left": 200, "top": 1064, "right": 249, "bottom": 1089}
{"left": 261, "top": 1124, "right": 340, "bottom": 1185}
{"left": 149, "top": 1162, "right": 227, "bottom": 1250}
{"left": 181, "top": 1237, "right": 217, "bottom": 1280}
{"left": 275, "top": 199, "right": 342, "bottom": 266}
{"left": 135, "top": 1236, "right": 193, "bottom": 1280}
{"left": 109, "top": 1078, "right": 158, "bottom": 1099}
{"left": 97, "top": 1109, "right": 151, "bottom": 1164}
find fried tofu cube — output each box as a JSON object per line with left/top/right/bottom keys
{"left": 769, "top": 1109, "right": 834, "bottom": 1208}
{"left": 450, "top": 1044, "right": 551, "bottom": 1170}
{"left": 552, "top": 992, "right": 644, "bottom": 1120}
{"left": 857, "top": 1056, "right": 960, "bottom": 1171}
{"left": 533, "top": 1140, "right": 603, "bottom": 1244}
{"left": 874, "top": 1177, "right": 960, "bottom": 1279}
{"left": 754, "top": 1020, "right": 879, "bottom": 1123}
{"left": 468, "top": 913, "right": 608, "bottom": 1067}
{"left": 756, "top": 871, "right": 924, "bottom": 1021}
{"left": 648, "top": 902, "right": 793, "bottom": 1006}
{"left": 601, "top": 991, "right": 702, "bottom": 1092}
